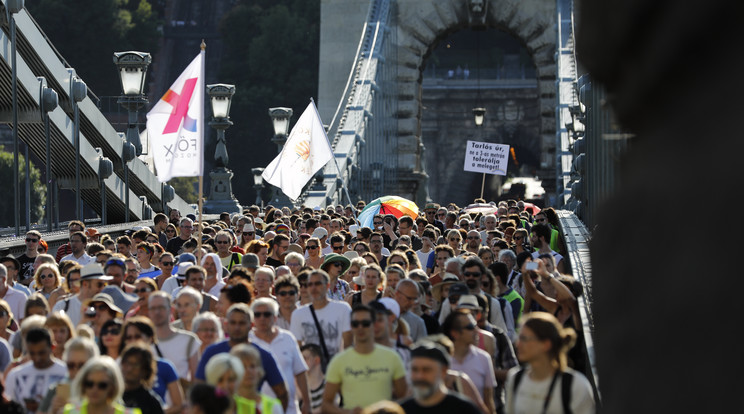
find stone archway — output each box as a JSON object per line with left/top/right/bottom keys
{"left": 391, "top": 0, "right": 556, "bottom": 204}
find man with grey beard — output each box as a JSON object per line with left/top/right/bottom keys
{"left": 400, "top": 342, "right": 481, "bottom": 413}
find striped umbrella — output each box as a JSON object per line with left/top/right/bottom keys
{"left": 357, "top": 196, "right": 419, "bottom": 228}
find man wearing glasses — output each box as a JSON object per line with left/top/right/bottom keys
{"left": 322, "top": 304, "right": 407, "bottom": 413}
{"left": 52, "top": 262, "right": 112, "bottom": 326}
{"left": 17, "top": 230, "right": 41, "bottom": 283}
{"left": 60, "top": 231, "right": 94, "bottom": 266}
{"left": 166, "top": 218, "right": 195, "bottom": 256}
{"left": 0, "top": 256, "right": 31, "bottom": 297}
{"left": 101, "top": 256, "right": 138, "bottom": 313}
{"left": 250, "top": 297, "right": 311, "bottom": 414}
{"left": 290, "top": 270, "right": 352, "bottom": 360}
{"left": 422, "top": 203, "right": 445, "bottom": 235}
{"left": 266, "top": 234, "right": 290, "bottom": 268}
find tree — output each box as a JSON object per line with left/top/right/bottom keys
{"left": 25, "top": 0, "right": 162, "bottom": 98}
{"left": 0, "top": 146, "right": 46, "bottom": 227}
{"left": 218, "top": 0, "right": 320, "bottom": 205}
{"left": 168, "top": 177, "right": 199, "bottom": 205}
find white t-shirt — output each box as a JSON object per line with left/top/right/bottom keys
{"left": 250, "top": 329, "right": 308, "bottom": 414}
{"left": 52, "top": 295, "right": 83, "bottom": 327}
{"left": 60, "top": 253, "right": 94, "bottom": 266}
{"left": 290, "top": 301, "right": 351, "bottom": 356}
{"left": 155, "top": 329, "right": 201, "bottom": 381}
{"left": 161, "top": 276, "right": 182, "bottom": 295}
{"left": 505, "top": 367, "right": 596, "bottom": 414}
{"left": 5, "top": 359, "right": 67, "bottom": 408}
{"left": 3, "top": 287, "right": 26, "bottom": 320}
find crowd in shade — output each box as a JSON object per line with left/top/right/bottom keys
{"left": 0, "top": 199, "right": 595, "bottom": 414}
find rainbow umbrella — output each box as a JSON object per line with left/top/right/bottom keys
{"left": 357, "top": 196, "right": 419, "bottom": 228}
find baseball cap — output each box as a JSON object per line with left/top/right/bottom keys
{"left": 177, "top": 252, "right": 197, "bottom": 264}
{"left": 378, "top": 297, "right": 400, "bottom": 318}
{"left": 176, "top": 262, "right": 194, "bottom": 277}
{"left": 312, "top": 227, "right": 328, "bottom": 239}
{"left": 448, "top": 283, "right": 469, "bottom": 297}
{"left": 411, "top": 341, "right": 450, "bottom": 366}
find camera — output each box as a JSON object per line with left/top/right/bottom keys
{"left": 525, "top": 262, "right": 539, "bottom": 271}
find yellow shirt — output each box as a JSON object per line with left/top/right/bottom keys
{"left": 326, "top": 344, "right": 406, "bottom": 409}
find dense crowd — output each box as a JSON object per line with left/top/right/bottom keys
{"left": 0, "top": 199, "right": 595, "bottom": 414}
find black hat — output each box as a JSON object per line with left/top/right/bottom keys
{"left": 411, "top": 341, "right": 450, "bottom": 366}
{"left": 0, "top": 256, "right": 20, "bottom": 271}
{"left": 448, "top": 283, "right": 469, "bottom": 297}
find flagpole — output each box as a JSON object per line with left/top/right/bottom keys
{"left": 197, "top": 39, "right": 206, "bottom": 256}
{"left": 310, "top": 98, "right": 357, "bottom": 221}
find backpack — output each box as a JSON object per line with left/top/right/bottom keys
{"left": 512, "top": 368, "right": 574, "bottom": 414}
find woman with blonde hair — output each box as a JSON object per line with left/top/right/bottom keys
{"left": 44, "top": 311, "right": 76, "bottom": 360}
{"left": 33, "top": 263, "right": 62, "bottom": 300}
{"left": 205, "top": 352, "right": 244, "bottom": 397}
{"left": 63, "top": 356, "right": 133, "bottom": 414}
{"left": 505, "top": 312, "right": 595, "bottom": 414}
{"left": 230, "top": 343, "right": 282, "bottom": 414}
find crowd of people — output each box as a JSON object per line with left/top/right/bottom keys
{"left": 0, "top": 199, "right": 596, "bottom": 414}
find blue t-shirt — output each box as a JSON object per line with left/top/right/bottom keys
{"left": 195, "top": 340, "right": 284, "bottom": 389}
{"left": 152, "top": 358, "right": 178, "bottom": 401}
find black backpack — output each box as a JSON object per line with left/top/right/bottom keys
{"left": 512, "top": 368, "right": 574, "bottom": 414}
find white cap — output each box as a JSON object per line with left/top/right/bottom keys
{"left": 379, "top": 297, "right": 401, "bottom": 318}
{"left": 177, "top": 262, "right": 194, "bottom": 277}
{"left": 456, "top": 294, "right": 479, "bottom": 310}
{"left": 312, "top": 227, "right": 328, "bottom": 239}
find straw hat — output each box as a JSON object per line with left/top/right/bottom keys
{"left": 431, "top": 273, "right": 459, "bottom": 303}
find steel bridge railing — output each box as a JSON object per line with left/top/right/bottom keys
{"left": 298, "top": 0, "right": 397, "bottom": 208}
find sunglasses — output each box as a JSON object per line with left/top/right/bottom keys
{"left": 463, "top": 271, "right": 482, "bottom": 278}
{"left": 254, "top": 311, "right": 274, "bottom": 318}
{"left": 513, "top": 236, "right": 524, "bottom": 240}
{"left": 244, "top": 232, "right": 255, "bottom": 236}
{"left": 40, "top": 273, "right": 55, "bottom": 280}
{"left": 351, "top": 320, "right": 373, "bottom": 328}
{"left": 133, "top": 287, "right": 152, "bottom": 294}
{"left": 160, "top": 261, "right": 174, "bottom": 266}
{"left": 101, "top": 327, "right": 121, "bottom": 336}
{"left": 277, "top": 290, "right": 297, "bottom": 297}
{"left": 67, "top": 362, "right": 85, "bottom": 370}
{"left": 307, "top": 245, "right": 319, "bottom": 250}
{"left": 83, "top": 380, "right": 110, "bottom": 390}
{"left": 25, "top": 238, "right": 39, "bottom": 243}
{"left": 332, "top": 246, "right": 344, "bottom": 251}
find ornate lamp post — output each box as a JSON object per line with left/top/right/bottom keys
{"left": 114, "top": 51, "right": 150, "bottom": 222}
{"left": 268, "top": 107, "right": 294, "bottom": 208}
{"left": 203, "top": 84, "right": 241, "bottom": 214}
{"left": 113, "top": 51, "right": 151, "bottom": 157}
{"left": 472, "top": 107, "right": 486, "bottom": 127}
{"left": 252, "top": 168, "right": 265, "bottom": 207}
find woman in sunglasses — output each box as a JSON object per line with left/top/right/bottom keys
{"left": 63, "top": 356, "right": 129, "bottom": 414}
{"left": 125, "top": 278, "right": 159, "bottom": 319}
{"left": 98, "top": 318, "right": 123, "bottom": 360}
{"left": 33, "top": 264, "right": 62, "bottom": 301}
{"left": 304, "top": 237, "right": 324, "bottom": 269}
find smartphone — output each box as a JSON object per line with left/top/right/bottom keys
{"left": 84, "top": 306, "right": 96, "bottom": 317}
{"left": 525, "top": 262, "right": 539, "bottom": 271}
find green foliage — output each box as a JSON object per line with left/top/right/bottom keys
{"left": 0, "top": 146, "right": 46, "bottom": 227}
{"left": 25, "top": 0, "right": 162, "bottom": 97}
{"left": 168, "top": 177, "right": 199, "bottom": 204}
{"left": 218, "top": 0, "right": 320, "bottom": 205}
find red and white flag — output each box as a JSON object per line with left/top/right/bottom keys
{"left": 147, "top": 51, "right": 205, "bottom": 182}
{"left": 262, "top": 101, "right": 334, "bottom": 200}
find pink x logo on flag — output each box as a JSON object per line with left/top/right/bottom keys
{"left": 161, "top": 77, "right": 198, "bottom": 134}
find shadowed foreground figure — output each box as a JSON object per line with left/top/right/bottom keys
{"left": 577, "top": 0, "right": 744, "bottom": 413}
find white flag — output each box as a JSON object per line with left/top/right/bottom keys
{"left": 262, "top": 101, "right": 333, "bottom": 200}
{"left": 146, "top": 51, "right": 205, "bottom": 182}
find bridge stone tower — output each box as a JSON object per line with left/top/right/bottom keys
{"left": 319, "top": 0, "right": 557, "bottom": 204}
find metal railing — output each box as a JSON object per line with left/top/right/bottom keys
{"left": 298, "top": 0, "right": 397, "bottom": 207}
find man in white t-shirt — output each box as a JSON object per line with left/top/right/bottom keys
{"left": 251, "top": 298, "right": 310, "bottom": 414}
{"left": 4, "top": 327, "right": 67, "bottom": 413}
{"left": 290, "top": 270, "right": 352, "bottom": 359}
{"left": 0, "top": 264, "right": 26, "bottom": 321}
{"left": 149, "top": 291, "right": 200, "bottom": 381}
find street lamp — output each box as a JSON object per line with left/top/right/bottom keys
{"left": 269, "top": 107, "right": 293, "bottom": 152}
{"left": 113, "top": 51, "right": 151, "bottom": 157}
{"left": 203, "top": 84, "right": 241, "bottom": 214}
{"left": 252, "top": 168, "right": 265, "bottom": 207}
{"left": 268, "top": 107, "right": 294, "bottom": 208}
{"left": 39, "top": 77, "right": 58, "bottom": 231}
{"left": 472, "top": 107, "right": 486, "bottom": 127}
